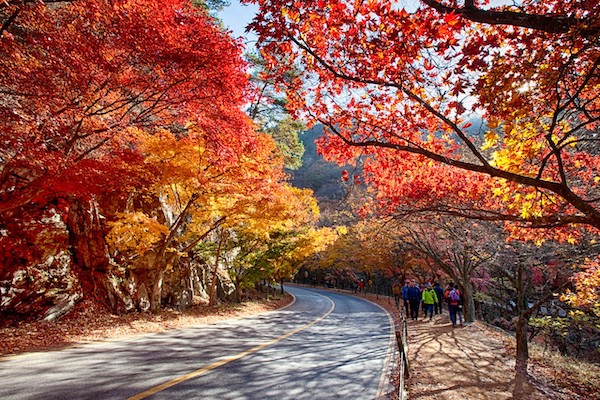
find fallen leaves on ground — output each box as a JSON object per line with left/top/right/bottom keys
{"left": 327, "top": 289, "right": 597, "bottom": 400}
{"left": 0, "top": 295, "right": 292, "bottom": 358}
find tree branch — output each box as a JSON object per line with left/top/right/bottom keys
{"left": 390, "top": 204, "right": 595, "bottom": 229}
{"left": 421, "top": 0, "right": 598, "bottom": 37}
{"left": 180, "top": 215, "right": 227, "bottom": 253}
{"left": 1, "top": 7, "right": 20, "bottom": 34}
{"left": 0, "top": 0, "right": 75, "bottom": 10}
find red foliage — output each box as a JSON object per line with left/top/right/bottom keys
{"left": 0, "top": 0, "right": 256, "bottom": 278}
{"left": 246, "top": 0, "right": 600, "bottom": 239}
{"left": 0, "top": 0, "right": 251, "bottom": 215}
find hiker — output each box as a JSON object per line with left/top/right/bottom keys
{"left": 421, "top": 283, "right": 438, "bottom": 321}
{"left": 444, "top": 282, "right": 453, "bottom": 313}
{"left": 445, "top": 283, "right": 463, "bottom": 327}
{"left": 433, "top": 282, "right": 444, "bottom": 314}
{"left": 358, "top": 279, "right": 365, "bottom": 293}
{"left": 420, "top": 283, "right": 427, "bottom": 318}
{"left": 392, "top": 281, "right": 402, "bottom": 308}
{"left": 402, "top": 280, "right": 410, "bottom": 317}
{"left": 408, "top": 280, "right": 421, "bottom": 320}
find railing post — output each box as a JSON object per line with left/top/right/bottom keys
{"left": 395, "top": 308, "right": 410, "bottom": 399}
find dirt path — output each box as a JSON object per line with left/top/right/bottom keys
{"left": 405, "top": 312, "right": 545, "bottom": 400}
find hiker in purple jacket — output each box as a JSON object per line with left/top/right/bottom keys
{"left": 445, "top": 282, "right": 463, "bottom": 327}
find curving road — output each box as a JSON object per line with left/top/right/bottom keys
{"left": 0, "top": 285, "right": 394, "bottom": 399}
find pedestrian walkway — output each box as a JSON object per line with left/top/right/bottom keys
{"left": 405, "top": 313, "right": 545, "bottom": 400}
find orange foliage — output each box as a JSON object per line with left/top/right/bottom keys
{"left": 246, "top": 0, "right": 600, "bottom": 242}
{"left": 0, "top": 0, "right": 253, "bottom": 266}
{"left": 562, "top": 257, "right": 600, "bottom": 313}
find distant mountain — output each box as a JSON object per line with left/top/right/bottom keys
{"left": 464, "top": 116, "right": 487, "bottom": 138}
{"left": 289, "top": 118, "right": 487, "bottom": 201}
{"left": 287, "top": 125, "right": 347, "bottom": 200}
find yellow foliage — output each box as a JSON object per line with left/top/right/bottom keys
{"left": 336, "top": 225, "right": 348, "bottom": 235}
{"left": 107, "top": 212, "right": 169, "bottom": 253}
{"left": 290, "top": 227, "right": 340, "bottom": 262}
{"left": 481, "top": 130, "right": 498, "bottom": 151}
{"left": 561, "top": 258, "right": 600, "bottom": 316}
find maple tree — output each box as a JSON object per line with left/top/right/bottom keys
{"left": 1, "top": 0, "right": 249, "bottom": 209}
{"left": 107, "top": 124, "right": 296, "bottom": 310}
{"left": 0, "top": 0, "right": 251, "bottom": 274}
{"left": 2, "top": 0, "right": 316, "bottom": 316}
{"left": 485, "top": 238, "right": 586, "bottom": 373}
{"left": 213, "top": 184, "right": 329, "bottom": 301}
{"left": 310, "top": 218, "right": 422, "bottom": 292}
{"left": 393, "top": 216, "right": 497, "bottom": 323}
{"left": 245, "top": 0, "right": 600, "bottom": 240}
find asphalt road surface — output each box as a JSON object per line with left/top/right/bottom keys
{"left": 0, "top": 285, "right": 394, "bottom": 399}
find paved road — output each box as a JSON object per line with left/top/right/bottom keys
{"left": 0, "top": 286, "right": 394, "bottom": 399}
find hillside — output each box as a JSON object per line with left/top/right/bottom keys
{"left": 288, "top": 125, "right": 348, "bottom": 200}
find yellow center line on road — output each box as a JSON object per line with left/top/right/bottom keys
{"left": 128, "top": 293, "right": 335, "bottom": 400}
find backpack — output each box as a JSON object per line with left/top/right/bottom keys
{"left": 449, "top": 289, "right": 460, "bottom": 302}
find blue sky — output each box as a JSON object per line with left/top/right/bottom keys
{"left": 218, "top": 0, "right": 512, "bottom": 48}
{"left": 219, "top": 1, "right": 259, "bottom": 46}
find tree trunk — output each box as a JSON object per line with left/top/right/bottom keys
{"left": 515, "top": 314, "right": 529, "bottom": 376}
{"left": 514, "top": 260, "right": 529, "bottom": 376}
{"left": 461, "top": 281, "right": 476, "bottom": 323}
{"left": 234, "top": 277, "right": 242, "bottom": 303}
{"left": 208, "top": 230, "right": 225, "bottom": 306}
{"left": 66, "top": 198, "right": 112, "bottom": 305}
{"left": 149, "top": 269, "right": 164, "bottom": 312}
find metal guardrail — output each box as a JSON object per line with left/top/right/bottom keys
{"left": 395, "top": 307, "right": 410, "bottom": 399}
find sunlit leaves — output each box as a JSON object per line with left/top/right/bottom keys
{"left": 562, "top": 257, "right": 600, "bottom": 317}
{"left": 107, "top": 212, "right": 169, "bottom": 253}
{"left": 247, "top": 0, "right": 600, "bottom": 240}
{"left": 1, "top": 0, "right": 249, "bottom": 213}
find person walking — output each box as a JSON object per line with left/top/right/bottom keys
{"left": 392, "top": 281, "right": 402, "bottom": 309}
{"left": 408, "top": 280, "right": 421, "bottom": 320}
{"left": 421, "top": 283, "right": 438, "bottom": 321}
{"left": 433, "top": 282, "right": 444, "bottom": 315}
{"left": 444, "top": 282, "right": 453, "bottom": 313}
{"left": 402, "top": 280, "right": 410, "bottom": 317}
{"left": 420, "top": 283, "right": 427, "bottom": 318}
{"left": 445, "top": 283, "right": 463, "bottom": 327}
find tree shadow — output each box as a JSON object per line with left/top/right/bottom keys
{"left": 405, "top": 314, "right": 545, "bottom": 399}
{"left": 512, "top": 371, "right": 537, "bottom": 400}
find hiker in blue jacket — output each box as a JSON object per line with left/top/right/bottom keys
{"left": 433, "top": 282, "right": 444, "bottom": 315}
{"left": 402, "top": 280, "right": 410, "bottom": 317}
{"left": 407, "top": 279, "right": 421, "bottom": 320}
